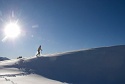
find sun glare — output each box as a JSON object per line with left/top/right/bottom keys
{"left": 4, "top": 23, "right": 21, "bottom": 39}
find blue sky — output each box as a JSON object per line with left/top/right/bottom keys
{"left": 0, "top": 0, "right": 125, "bottom": 58}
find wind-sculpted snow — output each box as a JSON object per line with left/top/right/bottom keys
{"left": 4, "top": 45, "right": 125, "bottom": 84}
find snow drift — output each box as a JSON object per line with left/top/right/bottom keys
{"left": 3, "top": 45, "right": 125, "bottom": 84}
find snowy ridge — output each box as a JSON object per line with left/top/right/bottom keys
{"left": 1, "top": 45, "right": 125, "bottom": 84}
{"left": 0, "top": 57, "right": 9, "bottom": 61}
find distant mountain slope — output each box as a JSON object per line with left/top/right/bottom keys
{"left": 6, "top": 45, "right": 125, "bottom": 84}
{"left": 0, "top": 57, "right": 9, "bottom": 61}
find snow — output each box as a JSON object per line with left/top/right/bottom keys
{"left": 0, "top": 59, "right": 67, "bottom": 84}
{"left": 0, "top": 45, "right": 125, "bottom": 84}
{"left": 0, "top": 74, "right": 64, "bottom": 84}
{"left": 0, "top": 57, "right": 9, "bottom": 61}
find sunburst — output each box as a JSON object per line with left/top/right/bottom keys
{"left": 4, "top": 22, "right": 21, "bottom": 38}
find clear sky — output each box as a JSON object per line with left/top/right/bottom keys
{"left": 0, "top": 0, "right": 125, "bottom": 58}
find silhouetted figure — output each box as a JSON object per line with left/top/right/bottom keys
{"left": 36, "top": 45, "right": 42, "bottom": 56}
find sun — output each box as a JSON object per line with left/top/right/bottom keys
{"left": 4, "top": 23, "right": 21, "bottom": 39}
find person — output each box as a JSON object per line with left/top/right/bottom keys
{"left": 36, "top": 45, "right": 42, "bottom": 56}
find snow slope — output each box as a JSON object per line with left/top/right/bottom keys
{"left": 0, "top": 59, "right": 66, "bottom": 84}
{"left": 1, "top": 45, "right": 125, "bottom": 84}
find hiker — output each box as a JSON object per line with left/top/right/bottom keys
{"left": 36, "top": 45, "right": 42, "bottom": 56}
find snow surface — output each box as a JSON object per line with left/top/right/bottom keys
{"left": 0, "top": 59, "right": 67, "bottom": 84}
{"left": 0, "top": 45, "right": 125, "bottom": 84}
